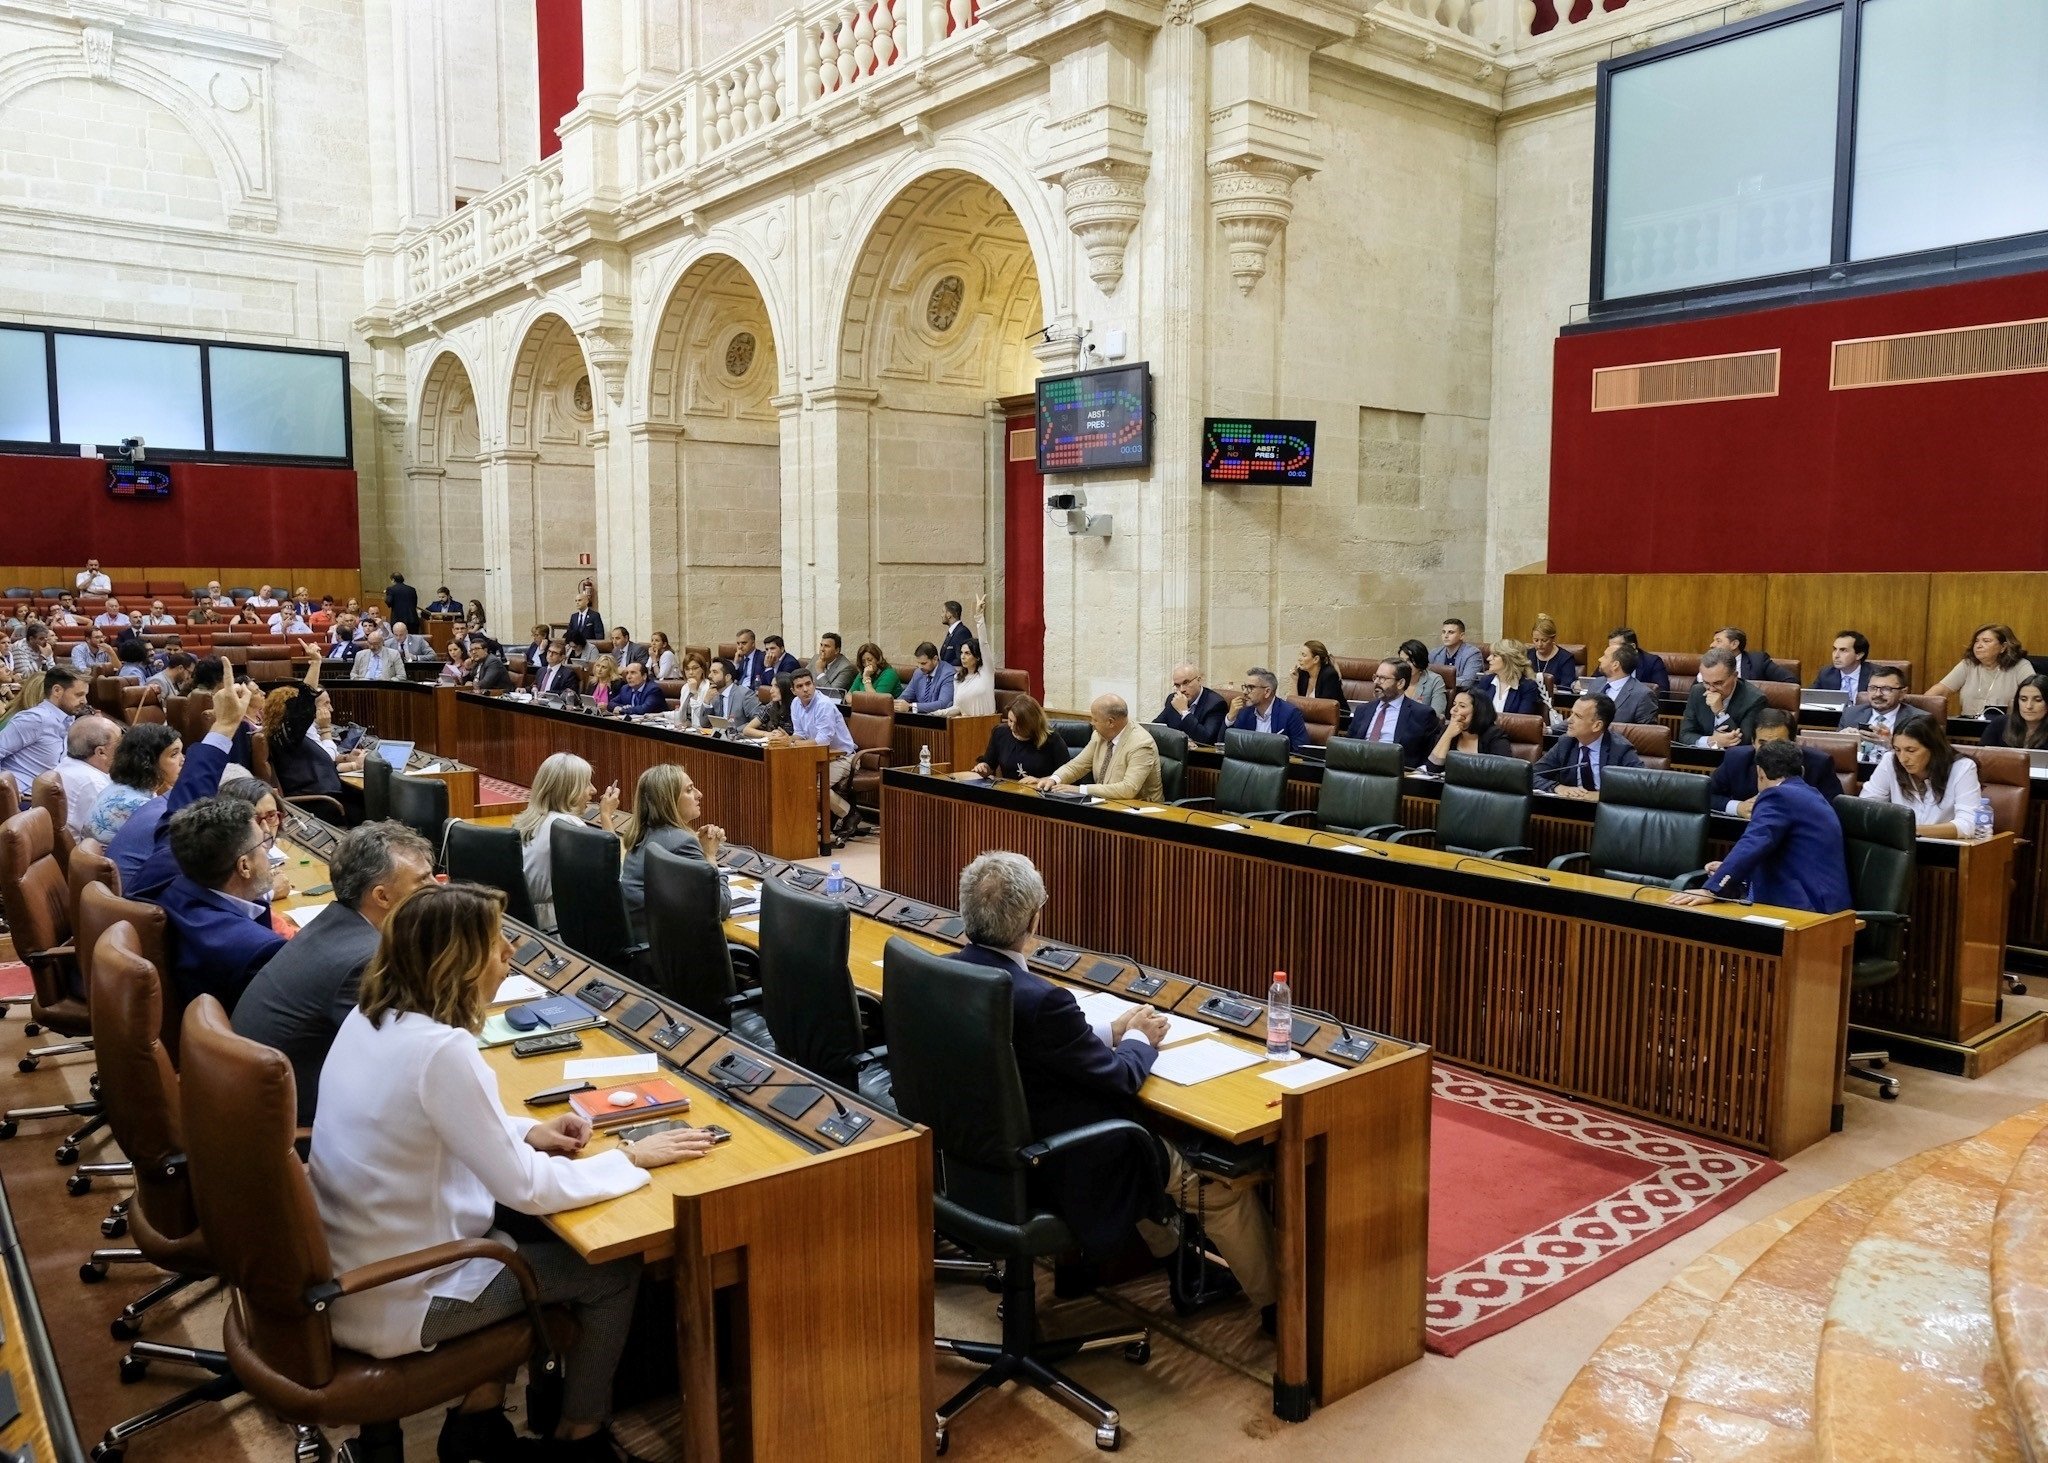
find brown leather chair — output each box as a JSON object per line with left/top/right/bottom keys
{"left": 1961, "top": 745, "right": 2032, "bottom": 835}
{"left": 1496, "top": 712, "right": 1545, "bottom": 764}
{"left": 1756, "top": 681, "right": 1800, "bottom": 716}
{"left": 1774, "top": 659, "right": 1803, "bottom": 685}
{"left": 846, "top": 692, "right": 897, "bottom": 818}
{"left": 1870, "top": 659, "right": 1914, "bottom": 687}
{"left": 1611, "top": 722, "right": 1673, "bottom": 772}
{"left": 78, "top": 882, "right": 175, "bottom": 1065}
{"left": 0, "top": 770, "right": 17, "bottom": 824}
{"left": 29, "top": 769, "right": 72, "bottom": 875}
{"left": 1660, "top": 652, "right": 1700, "bottom": 700}
{"left": 1801, "top": 731, "right": 1863, "bottom": 797}
{"left": 1902, "top": 692, "right": 1949, "bottom": 721}
{"left": 91, "top": 675, "right": 127, "bottom": 720}
{"left": 993, "top": 668, "right": 1030, "bottom": 716}
{"left": 1333, "top": 656, "right": 1376, "bottom": 708}
{"left": 1285, "top": 695, "right": 1340, "bottom": 748}
{"left": 0, "top": 809, "right": 103, "bottom": 1150}
{"left": 67, "top": 836, "right": 118, "bottom": 916}
{"left": 716, "top": 642, "right": 738, "bottom": 661}
{"left": 177, "top": 997, "right": 574, "bottom": 1458}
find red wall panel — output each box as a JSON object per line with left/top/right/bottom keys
{"left": 0, "top": 458, "right": 360, "bottom": 567}
{"left": 1003, "top": 410, "right": 1045, "bottom": 699}
{"left": 1548, "top": 271, "right": 2048, "bottom": 574}
{"left": 535, "top": 0, "right": 584, "bottom": 159}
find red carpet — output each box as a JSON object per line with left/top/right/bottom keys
{"left": 1425, "top": 1066, "right": 1783, "bottom": 1356}
{"left": 477, "top": 774, "right": 528, "bottom": 807}
{"left": 0, "top": 963, "right": 31, "bottom": 1000}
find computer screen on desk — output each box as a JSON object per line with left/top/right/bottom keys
{"left": 372, "top": 740, "right": 414, "bottom": 769}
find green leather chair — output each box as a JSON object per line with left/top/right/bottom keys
{"left": 1145, "top": 723, "right": 1189, "bottom": 802}
{"left": 1836, "top": 795, "right": 1915, "bottom": 1101}
{"left": 1173, "top": 728, "right": 1290, "bottom": 818}
{"left": 1546, "top": 766, "right": 1711, "bottom": 889}
{"left": 1274, "top": 737, "right": 1403, "bottom": 838}
{"left": 1051, "top": 719, "right": 1093, "bottom": 756}
{"left": 1386, "top": 751, "right": 1535, "bottom": 862}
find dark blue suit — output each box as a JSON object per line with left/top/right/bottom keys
{"left": 1703, "top": 779, "right": 1851, "bottom": 913}
{"left": 111, "top": 726, "right": 248, "bottom": 897}
{"left": 1529, "top": 646, "right": 1578, "bottom": 687}
{"left": 1812, "top": 663, "right": 1871, "bottom": 697}
{"left": 567, "top": 608, "right": 605, "bottom": 643}
{"left": 1229, "top": 698, "right": 1308, "bottom": 753}
{"left": 157, "top": 875, "right": 285, "bottom": 1007}
{"left": 1154, "top": 687, "right": 1227, "bottom": 746}
{"left": 613, "top": 679, "right": 667, "bottom": 716}
{"left": 1348, "top": 696, "right": 1439, "bottom": 769}
{"left": 1707, "top": 743, "right": 1844, "bottom": 811}
{"left": 947, "top": 944, "right": 1160, "bottom": 1258}
{"left": 1634, "top": 650, "right": 1671, "bottom": 695}
{"left": 1473, "top": 676, "right": 1545, "bottom": 716}
{"left": 940, "top": 621, "right": 972, "bottom": 668}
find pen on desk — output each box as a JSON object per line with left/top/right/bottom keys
{"left": 1265, "top": 1098, "right": 1282, "bottom": 1108}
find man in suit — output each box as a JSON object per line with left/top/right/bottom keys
{"left": 1707, "top": 710, "right": 1844, "bottom": 816}
{"left": 1608, "top": 627, "right": 1669, "bottom": 695}
{"left": 946, "top": 851, "right": 1277, "bottom": 1316}
{"left": 1813, "top": 630, "right": 1874, "bottom": 700}
{"left": 758, "top": 635, "right": 799, "bottom": 685}
{"left": 613, "top": 661, "right": 668, "bottom": 717}
{"left": 1679, "top": 648, "right": 1766, "bottom": 748}
{"left": 531, "top": 639, "right": 579, "bottom": 698}
{"left": 1711, "top": 627, "right": 1796, "bottom": 684}
{"left": 156, "top": 795, "right": 286, "bottom": 1007}
{"left": 231, "top": 822, "right": 434, "bottom": 1124}
{"left": 1033, "top": 696, "right": 1164, "bottom": 801}
{"left": 731, "top": 628, "right": 766, "bottom": 689}
{"left": 697, "top": 657, "right": 747, "bottom": 726}
{"left": 383, "top": 573, "right": 419, "bottom": 633}
{"left": 812, "top": 632, "right": 856, "bottom": 692}
{"left": 425, "top": 586, "right": 463, "bottom": 617}
{"left": 1672, "top": 740, "right": 1851, "bottom": 913}
{"left": 939, "top": 600, "right": 972, "bottom": 667}
{"left": 605, "top": 626, "right": 649, "bottom": 668}
{"left": 1349, "top": 660, "right": 1439, "bottom": 769}
{"left": 349, "top": 628, "right": 405, "bottom": 681}
{"left": 110, "top": 666, "right": 253, "bottom": 895}
{"left": 896, "top": 642, "right": 957, "bottom": 715}
{"left": 1155, "top": 663, "right": 1228, "bottom": 745}
{"left": 1226, "top": 667, "right": 1308, "bottom": 752}
{"left": 388, "top": 622, "right": 435, "bottom": 660}
{"left": 1533, "top": 693, "right": 1645, "bottom": 798}
{"left": 1431, "top": 618, "right": 1484, "bottom": 688}
{"left": 1594, "top": 643, "right": 1662, "bottom": 726}
{"left": 1839, "top": 663, "right": 1932, "bottom": 772}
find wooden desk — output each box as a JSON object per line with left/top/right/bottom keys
{"left": 277, "top": 817, "right": 933, "bottom": 1462}
{"left": 881, "top": 772, "right": 1855, "bottom": 1161}
{"left": 892, "top": 711, "right": 999, "bottom": 778}
{"left": 716, "top": 856, "right": 1432, "bottom": 1422}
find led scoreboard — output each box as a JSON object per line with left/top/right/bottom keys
{"left": 1201, "top": 418, "right": 1317, "bottom": 485}
{"left": 1035, "top": 363, "right": 1151, "bottom": 472}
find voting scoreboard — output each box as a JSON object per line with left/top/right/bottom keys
{"left": 1201, "top": 418, "right": 1317, "bottom": 485}
{"left": 1035, "top": 363, "right": 1151, "bottom": 472}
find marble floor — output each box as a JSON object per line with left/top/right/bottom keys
{"left": 817, "top": 831, "right": 2048, "bottom": 1460}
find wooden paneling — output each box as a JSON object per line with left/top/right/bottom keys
{"left": 1625, "top": 573, "right": 1767, "bottom": 660}
{"left": 1502, "top": 571, "right": 1627, "bottom": 648}
{"left": 1764, "top": 574, "right": 1929, "bottom": 692}
{"left": 1925, "top": 573, "right": 2048, "bottom": 689}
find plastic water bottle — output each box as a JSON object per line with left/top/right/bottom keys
{"left": 1265, "top": 971, "right": 1296, "bottom": 1061}
{"left": 825, "top": 860, "right": 845, "bottom": 896}
{"left": 918, "top": 744, "right": 932, "bottom": 776}
{"left": 1973, "top": 797, "right": 1993, "bottom": 842}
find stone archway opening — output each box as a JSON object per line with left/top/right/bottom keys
{"left": 505, "top": 312, "right": 600, "bottom": 633}
{"left": 411, "top": 351, "right": 485, "bottom": 608}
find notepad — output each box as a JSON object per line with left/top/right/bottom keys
{"left": 563, "top": 1053, "right": 659, "bottom": 1079}
{"left": 280, "top": 902, "right": 333, "bottom": 929}
{"left": 1074, "top": 992, "right": 1209, "bottom": 1049}
{"left": 1261, "top": 1058, "right": 1344, "bottom": 1091}
{"left": 1148, "top": 1039, "right": 1264, "bottom": 1086}
{"left": 492, "top": 974, "right": 549, "bottom": 1005}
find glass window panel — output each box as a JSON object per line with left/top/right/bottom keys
{"left": 0, "top": 329, "right": 51, "bottom": 443}
{"left": 53, "top": 334, "right": 205, "bottom": 450}
{"left": 1602, "top": 9, "right": 1842, "bottom": 300}
{"left": 1852, "top": 0, "right": 2048, "bottom": 260}
{"left": 207, "top": 346, "right": 348, "bottom": 458}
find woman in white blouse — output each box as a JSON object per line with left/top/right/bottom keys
{"left": 674, "top": 653, "right": 712, "bottom": 724}
{"left": 944, "top": 593, "right": 997, "bottom": 718}
{"left": 516, "top": 752, "right": 618, "bottom": 931}
{"left": 1929, "top": 622, "right": 2031, "bottom": 718}
{"left": 309, "top": 884, "right": 714, "bottom": 1460}
{"left": 647, "top": 631, "right": 680, "bottom": 682}
{"left": 1859, "top": 718, "right": 1983, "bottom": 839}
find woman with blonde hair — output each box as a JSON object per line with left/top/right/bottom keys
{"left": 1526, "top": 613, "right": 1578, "bottom": 687}
{"left": 587, "top": 653, "right": 619, "bottom": 710}
{"left": 1474, "top": 637, "right": 1546, "bottom": 716}
{"left": 310, "top": 883, "right": 715, "bottom": 1462}
{"left": 618, "top": 764, "right": 728, "bottom": 941}
{"left": 516, "top": 752, "right": 618, "bottom": 932}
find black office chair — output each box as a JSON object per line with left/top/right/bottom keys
{"left": 1837, "top": 796, "right": 1915, "bottom": 1101}
{"left": 443, "top": 822, "right": 539, "bottom": 927}
{"left": 1052, "top": 719, "right": 1093, "bottom": 755}
{"left": 757, "top": 880, "right": 890, "bottom": 1104}
{"left": 1273, "top": 736, "right": 1403, "bottom": 837}
{"left": 1546, "top": 766, "right": 1711, "bottom": 889}
{"left": 1172, "top": 728, "right": 1290, "bottom": 819}
{"left": 882, "top": 938, "right": 1156, "bottom": 1455}
{"left": 1145, "top": 724, "right": 1189, "bottom": 803}
{"left": 1385, "top": 751, "right": 1535, "bottom": 862}
{"left": 387, "top": 772, "right": 449, "bottom": 862}
{"left": 548, "top": 820, "right": 644, "bottom": 975}
{"left": 641, "top": 842, "right": 769, "bottom": 1046}
{"left": 362, "top": 755, "right": 392, "bottom": 823}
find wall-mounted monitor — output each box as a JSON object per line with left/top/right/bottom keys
{"left": 1035, "top": 363, "right": 1151, "bottom": 473}
{"left": 1201, "top": 418, "right": 1317, "bottom": 485}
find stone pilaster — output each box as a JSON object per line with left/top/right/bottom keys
{"left": 477, "top": 448, "right": 543, "bottom": 632}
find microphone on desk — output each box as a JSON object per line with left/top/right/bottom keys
{"left": 1452, "top": 857, "right": 1551, "bottom": 882}
{"left": 1305, "top": 831, "right": 1388, "bottom": 856}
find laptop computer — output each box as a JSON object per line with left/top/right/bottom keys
{"left": 1800, "top": 688, "right": 1849, "bottom": 711}
{"left": 372, "top": 740, "right": 414, "bottom": 770}
{"left": 2026, "top": 749, "right": 2048, "bottom": 777}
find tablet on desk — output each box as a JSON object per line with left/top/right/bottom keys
{"left": 1800, "top": 689, "right": 1849, "bottom": 711}
{"left": 371, "top": 740, "right": 414, "bottom": 770}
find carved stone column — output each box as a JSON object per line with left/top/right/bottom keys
{"left": 1055, "top": 161, "right": 1149, "bottom": 297}
{"left": 477, "top": 448, "right": 542, "bottom": 632}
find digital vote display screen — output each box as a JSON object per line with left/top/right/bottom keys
{"left": 1036, "top": 363, "right": 1151, "bottom": 472}
{"left": 1202, "top": 418, "right": 1317, "bottom": 485}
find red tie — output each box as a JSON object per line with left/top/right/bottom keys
{"left": 1369, "top": 702, "right": 1389, "bottom": 741}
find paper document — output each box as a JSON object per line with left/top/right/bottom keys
{"left": 1075, "top": 991, "right": 1208, "bottom": 1048}
{"left": 1126, "top": 805, "right": 1168, "bottom": 815}
{"left": 1740, "top": 914, "right": 1788, "bottom": 927}
{"left": 1148, "top": 1039, "right": 1264, "bottom": 1087}
{"left": 563, "top": 1054, "right": 659, "bottom": 1079}
{"left": 1209, "top": 822, "right": 1249, "bottom": 832}
{"left": 492, "top": 974, "right": 549, "bottom": 1005}
{"left": 280, "top": 902, "right": 333, "bottom": 929}
{"left": 1261, "top": 1058, "right": 1345, "bottom": 1091}
{"left": 735, "top": 918, "right": 761, "bottom": 932}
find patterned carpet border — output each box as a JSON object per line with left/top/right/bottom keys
{"left": 1425, "top": 1065, "right": 1784, "bottom": 1356}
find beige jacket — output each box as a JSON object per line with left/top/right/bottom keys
{"left": 1055, "top": 722, "right": 1164, "bottom": 801}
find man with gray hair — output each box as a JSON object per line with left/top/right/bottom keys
{"left": 349, "top": 627, "right": 405, "bottom": 681}
{"left": 1679, "top": 646, "right": 1767, "bottom": 750}
{"left": 949, "top": 850, "right": 1279, "bottom": 1323}
{"left": 55, "top": 714, "right": 120, "bottom": 841}
{"left": 231, "top": 820, "right": 436, "bottom": 1124}
{"left": 1030, "top": 694, "right": 1163, "bottom": 801}
{"left": 1225, "top": 667, "right": 1309, "bottom": 751}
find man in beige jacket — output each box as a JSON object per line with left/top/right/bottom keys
{"left": 1032, "top": 694, "right": 1164, "bottom": 802}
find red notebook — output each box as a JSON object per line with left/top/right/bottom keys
{"left": 569, "top": 1079, "right": 692, "bottom": 1128}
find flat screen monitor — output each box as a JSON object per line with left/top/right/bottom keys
{"left": 1035, "top": 363, "right": 1151, "bottom": 473}
{"left": 1201, "top": 418, "right": 1317, "bottom": 485}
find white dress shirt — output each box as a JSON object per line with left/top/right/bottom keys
{"left": 992, "top": 946, "right": 1156, "bottom": 1050}
{"left": 1859, "top": 753, "right": 1983, "bottom": 830}
{"left": 76, "top": 571, "right": 111, "bottom": 595}
{"left": 309, "top": 1009, "right": 645, "bottom": 1359}
{"left": 55, "top": 758, "right": 111, "bottom": 840}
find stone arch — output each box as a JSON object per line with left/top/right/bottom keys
{"left": 505, "top": 311, "right": 596, "bottom": 452}
{"left": 407, "top": 350, "right": 487, "bottom": 600}
{"left": 503, "top": 311, "right": 600, "bottom": 630}
{"left": 643, "top": 253, "right": 783, "bottom": 426}
{"left": 415, "top": 348, "right": 483, "bottom": 467}
{"left": 634, "top": 233, "right": 794, "bottom": 417}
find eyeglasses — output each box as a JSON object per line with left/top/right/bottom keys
{"left": 255, "top": 809, "right": 282, "bottom": 829}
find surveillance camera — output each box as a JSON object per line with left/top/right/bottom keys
{"left": 120, "top": 436, "right": 145, "bottom": 462}
{"left": 1046, "top": 491, "right": 1083, "bottom": 512}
